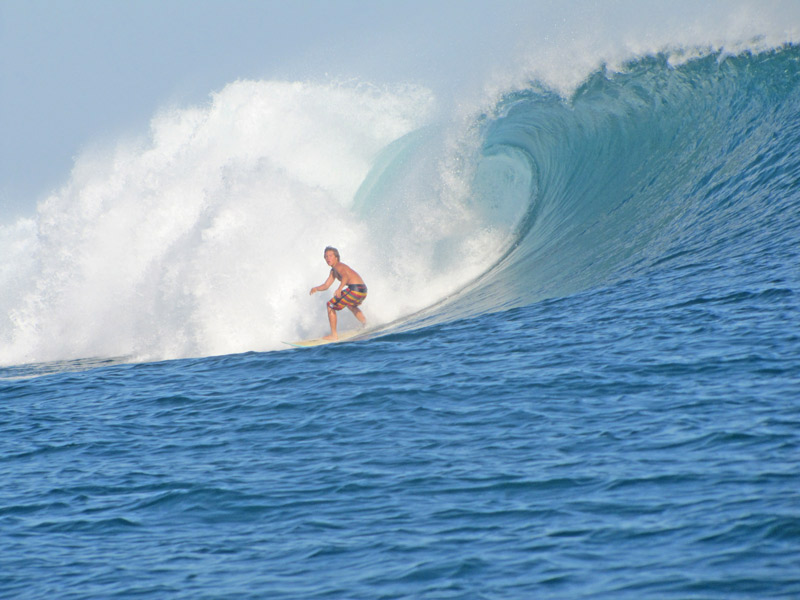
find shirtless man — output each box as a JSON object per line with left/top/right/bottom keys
{"left": 309, "top": 246, "right": 367, "bottom": 340}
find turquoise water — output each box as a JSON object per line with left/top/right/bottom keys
{"left": 2, "top": 47, "right": 800, "bottom": 598}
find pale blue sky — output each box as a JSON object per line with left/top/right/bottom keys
{"left": 2, "top": 0, "right": 549, "bottom": 218}
{"left": 0, "top": 0, "right": 437, "bottom": 216}
{"left": 2, "top": 0, "right": 797, "bottom": 220}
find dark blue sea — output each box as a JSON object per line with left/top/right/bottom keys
{"left": 2, "top": 47, "right": 800, "bottom": 598}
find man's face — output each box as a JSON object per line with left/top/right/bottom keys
{"left": 325, "top": 250, "right": 338, "bottom": 266}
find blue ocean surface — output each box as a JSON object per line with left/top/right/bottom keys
{"left": 2, "top": 46, "right": 800, "bottom": 598}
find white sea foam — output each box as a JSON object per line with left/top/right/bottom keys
{"left": 0, "top": 80, "right": 508, "bottom": 364}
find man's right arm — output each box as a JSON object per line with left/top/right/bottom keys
{"left": 310, "top": 272, "right": 335, "bottom": 295}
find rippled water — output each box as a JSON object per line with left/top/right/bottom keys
{"left": 3, "top": 241, "right": 799, "bottom": 598}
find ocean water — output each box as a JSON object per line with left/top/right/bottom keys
{"left": 2, "top": 36, "right": 800, "bottom": 600}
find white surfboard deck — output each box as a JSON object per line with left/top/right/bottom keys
{"left": 282, "top": 329, "right": 361, "bottom": 348}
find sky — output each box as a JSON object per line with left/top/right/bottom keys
{"left": 2, "top": 0, "right": 798, "bottom": 221}
{"left": 0, "top": 0, "right": 540, "bottom": 219}
{"left": 0, "top": 1, "right": 377, "bottom": 216}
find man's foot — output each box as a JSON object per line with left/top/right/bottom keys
{"left": 323, "top": 333, "right": 338, "bottom": 341}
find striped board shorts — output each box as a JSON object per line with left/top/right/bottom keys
{"left": 327, "top": 284, "right": 368, "bottom": 311}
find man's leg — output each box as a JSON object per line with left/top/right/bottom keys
{"left": 324, "top": 305, "right": 338, "bottom": 340}
{"left": 349, "top": 306, "right": 367, "bottom": 326}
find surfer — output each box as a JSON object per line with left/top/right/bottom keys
{"left": 310, "top": 246, "right": 367, "bottom": 340}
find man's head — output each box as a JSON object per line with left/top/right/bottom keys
{"left": 324, "top": 246, "right": 340, "bottom": 265}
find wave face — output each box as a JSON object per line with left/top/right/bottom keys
{"left": 413, "top": 45, "right": 800, "bottom": 326}
{"left": 2, "top": 46, "right": 799, "bottom": 365}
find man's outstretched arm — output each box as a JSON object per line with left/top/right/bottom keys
{"left": 310, "top": 272, "right": 335, "bottom": 295}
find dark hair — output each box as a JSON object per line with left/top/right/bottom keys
{"left": 324, "top": 246, "right": 340, "bottom": 260}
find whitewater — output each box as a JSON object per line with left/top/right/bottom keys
{"left": 2, "top": 3, "right": 800, "bottom": 598}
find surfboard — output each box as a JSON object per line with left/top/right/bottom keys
{"left": 282, "top": 329, "right": 361, "bottom": 348}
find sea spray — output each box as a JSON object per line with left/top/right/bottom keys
{"left": 0, "top": 80, "right": 508, "bottom": 365}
